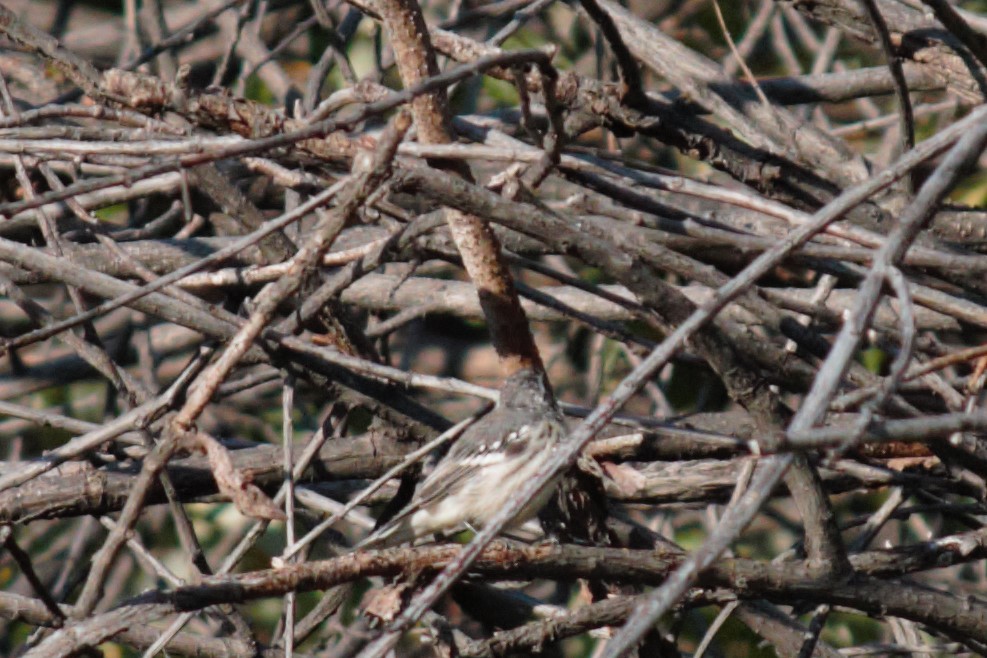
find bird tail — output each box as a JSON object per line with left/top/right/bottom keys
{"left": 356, "top": 517, "right": 414, "bottom": 549}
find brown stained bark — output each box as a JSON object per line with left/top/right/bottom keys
{"left": 376, "top": 0, "right": 451, "bottom": 145}
{"left": 373, "top": 0, "right": 542, "bottom": 375}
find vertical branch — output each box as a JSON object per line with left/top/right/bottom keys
{"left": 577, "top": 0, "right": 646, "bottom": 107}
{"left": 373, "top": 0, "right": 543, "bottom": 375}
{"left": 858, "top": 0, "right": 915, "bottom": 157}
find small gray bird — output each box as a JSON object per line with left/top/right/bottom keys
{"left": 359, "top": 368, "right": 566, "bottom": 548}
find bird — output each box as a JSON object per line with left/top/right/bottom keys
{"left": 358, "top": 368, "right": 567, "bottom": 548}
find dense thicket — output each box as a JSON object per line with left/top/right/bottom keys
{"left": 2, "top": 0, "right": 987, "bottom": 656}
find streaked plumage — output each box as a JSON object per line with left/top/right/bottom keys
{"left": 359, "top": 369, "right": 566, "bottom": 548}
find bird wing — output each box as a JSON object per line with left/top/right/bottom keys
{"left": 371, "top": 410, "right": 517, "bottom": 528}
{"left": 361, "top": 412, "right": 562, "bottom": 547}
{"left": 410, "top": 410, "right": 565, "bottom": 508}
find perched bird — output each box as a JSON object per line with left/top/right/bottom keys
{"left": 359, "top": 368, "right": 566, "bottom": 548}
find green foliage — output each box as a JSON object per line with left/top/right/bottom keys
{"left": 859, "top": 346, "right": 887, "bottom": 374}
{"left": 245, "top": 74, "right": 276, "bottom": 105}
{"left": 93, "top": 202, "right": 127, "bottom": 225}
